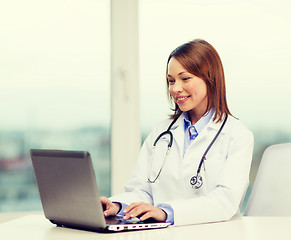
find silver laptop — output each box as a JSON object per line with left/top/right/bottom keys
{"left": 30, "top": 149, "right": 170, "bottom": 232}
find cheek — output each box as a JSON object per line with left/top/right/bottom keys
{"left": 185, "top": 85, "right": 196, "bottom": 96}
{"left": 187, "top": 82, "right": 207, "bottom": 98}
{"left": 168, "top": 86, "right": 174, "bottom": 96}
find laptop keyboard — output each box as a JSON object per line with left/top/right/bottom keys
{"left": 105, "top": 215, "right": 141, "bottom": 225}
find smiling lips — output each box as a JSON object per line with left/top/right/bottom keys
{"left": 176, "top": 95, "right": 190, "bottom": 104}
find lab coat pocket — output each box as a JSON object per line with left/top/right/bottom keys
{"left": 203, "top": 148, "right": 227, "bottom": 189}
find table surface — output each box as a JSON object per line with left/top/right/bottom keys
{"left": 0, "top": 213, "right": 291, "bottom": 240}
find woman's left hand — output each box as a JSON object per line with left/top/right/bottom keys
{"left": 123, "top": 202, "right": 167, "bottom": 222}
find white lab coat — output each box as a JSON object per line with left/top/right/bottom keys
{"left": 110, "top": 114, "right": 254, "bottom": 226}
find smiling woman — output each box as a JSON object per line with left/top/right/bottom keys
{"left": 101, "top": 38, "right": 254, "bottom": 226}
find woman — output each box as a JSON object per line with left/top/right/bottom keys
{"left": 101, "top": 39, "right": 254, "bottom": 226}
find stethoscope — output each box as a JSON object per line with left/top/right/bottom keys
{"left": 147, "top": 113, "right": 228, "bottom": 189}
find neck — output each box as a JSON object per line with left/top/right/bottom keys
{"left": 188, "top": 108, "right": 207, "bottom": 125}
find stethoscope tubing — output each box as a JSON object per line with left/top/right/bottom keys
{"left": 147, "top": 113, "right": 228, "bottom": 188}
{"left": 196, "top": 114, "right": 228, "bottom": 174}
{"left": 148, "top": 114, "right": 181, "bottom": 183}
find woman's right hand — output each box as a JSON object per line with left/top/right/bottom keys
{"left": 100, "top": 196, "right": 120, "bottom": 217}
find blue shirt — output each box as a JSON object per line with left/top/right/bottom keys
{"left": 118, "top": 109, "right": 214, "bottom": 225}
{"left": 183, "top": 108, "right": 214, "bottom": 156}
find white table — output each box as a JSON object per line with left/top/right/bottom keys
{"left": 0, "top": 213, "right": 291, "bottom": 240}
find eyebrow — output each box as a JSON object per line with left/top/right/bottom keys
{"left": 167, "top": 71, "right": 187, "bottom": 77}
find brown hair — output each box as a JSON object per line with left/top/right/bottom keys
{"left": 166, "top": 39, "right": 232, "bottom": 122}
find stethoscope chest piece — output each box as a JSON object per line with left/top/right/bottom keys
{"left": 190, "top": 175, "right": 203, "bottom": 189}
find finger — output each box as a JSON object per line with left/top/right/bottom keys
{"left": 100, "top": 196, "right": 109, "bottom": 204}
{"left": 124, "top": 204, "right": 152, "bottom": 220}
{"left": 100, "top": 197, "right": 116, "bottom": 217}
{"left": 123, "top": 202, "right": 143, "bottom": 214}
{"left": 139, "top": 211, "right": 153, "bottom": 221}
{"left": 104, "top": 208, "right": 116, "bottom": 217}
{"left": 100, "top": 197, "right": 110, "bottom": 209}
{"left": 140, "top": 208, "right": 166, "bottom": 222}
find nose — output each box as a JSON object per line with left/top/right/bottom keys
{"left": 171, "top": 80, "right": 183, "bottom": 94}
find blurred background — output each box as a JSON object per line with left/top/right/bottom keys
{"left": 0, "top": 0, "right": 291, "bottom": 212}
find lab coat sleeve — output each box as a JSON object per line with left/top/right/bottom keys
{"left": 109, "top": 125, "right": 162, "bottom": 205}
{"left": 165, "top": 125, "right": 254, "bottom": 226}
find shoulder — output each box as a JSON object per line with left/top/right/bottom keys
{"left": 143, "top": 117, "right": 175, "bottom": 142}
{"left": 155, "top": 118, "right": 173, "bottom": 130}
{"left": 150, "top": 118, "right": 173, "bottom": 135}
{"left": 226, "top": 115, "right": 252, "bottom": 133}
{"left": 139, "top": 117, "right": 173, "bottom": 151}
{"left": 224, "top": 115, "right": 254, "bottom": 143}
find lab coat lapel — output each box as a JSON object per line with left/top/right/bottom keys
{"left": 196, "top": 114, "right": 228, "bottom": 143}
{"left": 169, "top": 114, "right": 185, "bottom": 160}
{"left": 168, "top": 114, "right": 227, "bottom": 160}
{"left": 180, "top": 114, "right": 228, "bottom": 158}
{"left": 206, "top": 115, "right": 228, "bottom": 133}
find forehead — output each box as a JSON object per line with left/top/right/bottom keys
{"left": 167, "top": 57, "right": 187, "bottom": 75}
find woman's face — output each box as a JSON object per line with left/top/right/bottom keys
{"left": 167, "top": 57, "right": 208, "bottom": 123}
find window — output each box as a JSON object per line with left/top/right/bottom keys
{"left": 0, "top": 1, "right": 110, "bottom": 211}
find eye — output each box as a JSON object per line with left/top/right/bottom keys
{"left": 167, "top": 79, "right": 175, "bottom": 85}
{"left": 182, "top": 77, "right": 191, "bottom": 81}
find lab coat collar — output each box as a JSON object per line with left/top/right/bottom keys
{"left": 183, "top": 108, "right": 214, "bottom": 135}
{"left": 168, "top": 112, "right": 228, "bottom": 159}
{"left": 169, "top": 111, "right": 228, "bottom": 133}
{"left": 206, "top": 114, "right": 228, "bottom": 133}
{"left": 168, "top": 113, "right": 185, "bottom": 159}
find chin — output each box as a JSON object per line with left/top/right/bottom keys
{"left": 178, "top": 107, "right": 191, "bottom": 112}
